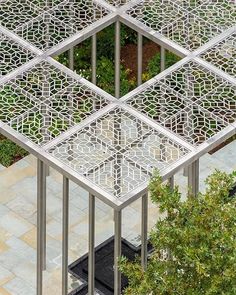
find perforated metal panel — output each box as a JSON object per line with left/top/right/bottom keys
{"left": 0, "top": 0, "right": 235, "bottom": 207}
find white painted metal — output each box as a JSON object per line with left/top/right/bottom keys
{"left": 0, "top": 4, "right": 235, "bottom": 289}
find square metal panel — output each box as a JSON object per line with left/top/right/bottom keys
{"left": 48, "top": 106, "right": 190, "bottom": 198}
{"left": 0, "top": 0, "right": 235, "bottom": 205}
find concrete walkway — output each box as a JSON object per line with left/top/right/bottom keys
{"left": 0, "top": 140, "right": 236, "bottom": 294}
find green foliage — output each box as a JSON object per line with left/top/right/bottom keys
{"left": 96, "top": 57, "right": 131, "bottom": 96}
{"left": 146, "top": 51, "right": 181, "bottom": 79}
{"left": 0, "top": 137, "right": 28, "bottom": 167}
{"left": 120, "top": 170, "right": 236, "bottom": 295}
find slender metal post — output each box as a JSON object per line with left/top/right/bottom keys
{"left": 88, "top": 194, "right": 95, "bottom": 295}
{"left": 42, "top": 163, "right": 47, "bottom": 271}
{"left": 188, "top": 160, "right": 199, "bottom": 197}
{"left": 137, "top": 33, "right": 143, "bottom": 86}
{"left": 62, "top": 176, "right": 69, "bottom": 295}
{"left": 114, "top": 209, "right": 122, "bottom": 295}
{"left": 168, "top": 176, "right": 174, "bottom": 191}
{"left": 37, "top": 159, "right": 44, "bottom": 295}
{"left": 161, "top": 46, "right": 166, "bottom": 72}
{"left": 115, "top": 21, "right": 121, "bottom": 99}
{"left": 69, "top": 48, "right": 74, "bottom": 71}
{"left": 92, "top": 34, "right": 97, "bottom": 85}
{"left": 141, "top": 194, "right": 148, "bottom": 270}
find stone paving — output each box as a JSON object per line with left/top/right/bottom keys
{"left": 0, "top": 141, "right": 236, "bottom": 294}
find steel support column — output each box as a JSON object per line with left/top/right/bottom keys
{"left": 88, "top": 194, "right": 95, "bottom": 294}
{"left": 114, "top": 209, "right": 122, "bottom": 295}
{"left": 168, "top": 176, "right": 174, "bottom": 191}
{"left": 92, "top": 34, "right": 97, "bottom": 85}
{"left": 37, "top": 159, "right": 44, "bottom": 295}
{"left": 161, "top": 46, "right": 166, "bottom": 72}
{"left": 137, "top": 33, "right": 143, "bottom": 86}
{"left": 141, "top": 194, "right": 148, "bottom": 270}
{"left": 188, "top": 160, "right": 199, "bottom": 197}
{"left": 42, "top": 162, "right": 47, "bottom": 271}
{"left": 62, "top": 176, "right": 69, "bottom": 295}
{"left": 69, "top": 48, "right": 74, "bottom": 71}
{"left": 115, "top": 21, "right": 121, "bottom": 99}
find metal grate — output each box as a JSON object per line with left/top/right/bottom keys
{"left": 0, "top": 0, "right": 235, "bottom": 205}
{"left": 0, "top": 33, "right": 36, "bottom": 77}
{"left": 49, "top": 107, "right": 189, "bottom": 198}
{"left": 200, "top": 33, "right": 236, "bottom": 78}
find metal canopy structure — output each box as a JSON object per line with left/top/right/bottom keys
{"left": 0, "top": 0, "right": 235, "bottom": 294}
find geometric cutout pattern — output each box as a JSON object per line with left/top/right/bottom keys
{"left": 0, "top": 0, "right": 235, "bottom": 202}
{"left": 49, "top": 107, "right": 189, "bottom": 197}
{"left": 0, "top": 33, "right": 36, "bottom": 77}
{"left": 127, "top": 0, "right": 224, "bottom": 51}
{"left": 200, "top": 33, "right": 236, "bottom": 78}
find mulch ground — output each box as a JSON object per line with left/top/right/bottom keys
{"left": 121, "top": 41, "right": 160, "bottom": 79}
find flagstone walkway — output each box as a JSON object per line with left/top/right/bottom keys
{"left": 0, "top": 140, "right": 235, "bottom": 294}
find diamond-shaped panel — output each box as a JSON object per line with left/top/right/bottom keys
{"left": 126, "top": 82, "right": 186, "bottom": 123}
{"left": 0, "top": 0, "right": 40, "bottom": 31}
{"left": 0, "top": 83, "right": 39, "bottom": 123}
{"left": 11, "top": 61, "right": 76, "bottom": 99}
{"left": 9, "top": 104, "right": 75, "bottom": 146}
{"left": 200, "top": 33, "right": 236, "bottom": 78}
{"left": 126, "top": 0, "right": 222, "bottom": 51}
{"left": 196, "top": 83, "right": 236, "bottom": 124}
{"left": 192, "top": 0, "right": 236, "bottom": 30}
{"left": 81, "top": 107, "right": 151, "bottom": 150}
{"left": 124, "top": 131, "right": 189, "bottom": 173}
{"left": 49, "top": 83, "right": 110, "bottom": 124}
{"left": 163, "top": 104, "right": 229, "bottom": 146}
{"left": 159, "top": 61, "right": 226, "bottom": 99}
{"left": 50, "top": 1, "right": 109, "bottom": 33}
{"left": 48, "top": 106, "right": 190, "bottom": 198}
{"left": 48, "top": 130, "right": 114, "bottom": 174}
{"left": 15, "top": 13, "right": 76, "bottom": 51}
{"left": 0, "top": 33, "right": 36, "bottom": 77}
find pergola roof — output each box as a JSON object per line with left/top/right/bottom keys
{"left": 0, "top": 0, "right": 235, "bottom": 208}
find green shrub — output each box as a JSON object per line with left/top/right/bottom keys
{"left": 0, "top": 137, "right": 28, "bottom": 167}
{"left": 146, "top": 51, "right": 181, "bottom": 80}
{"left": 119, "top": 170, "right": 236, "bottom": 295}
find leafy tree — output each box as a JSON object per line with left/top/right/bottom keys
{"left": 119, "top": 170, "right": 236, "bottom": 295}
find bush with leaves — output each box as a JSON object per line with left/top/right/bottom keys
{"left": 145, "top": 51, "right": 181, "bottom": 80}
{"left": 119, "top": 170, "right": 236, "bottom": 295}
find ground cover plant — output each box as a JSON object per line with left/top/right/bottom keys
{"left": 0, "top": 134, "right": 28, "bottom": 167}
